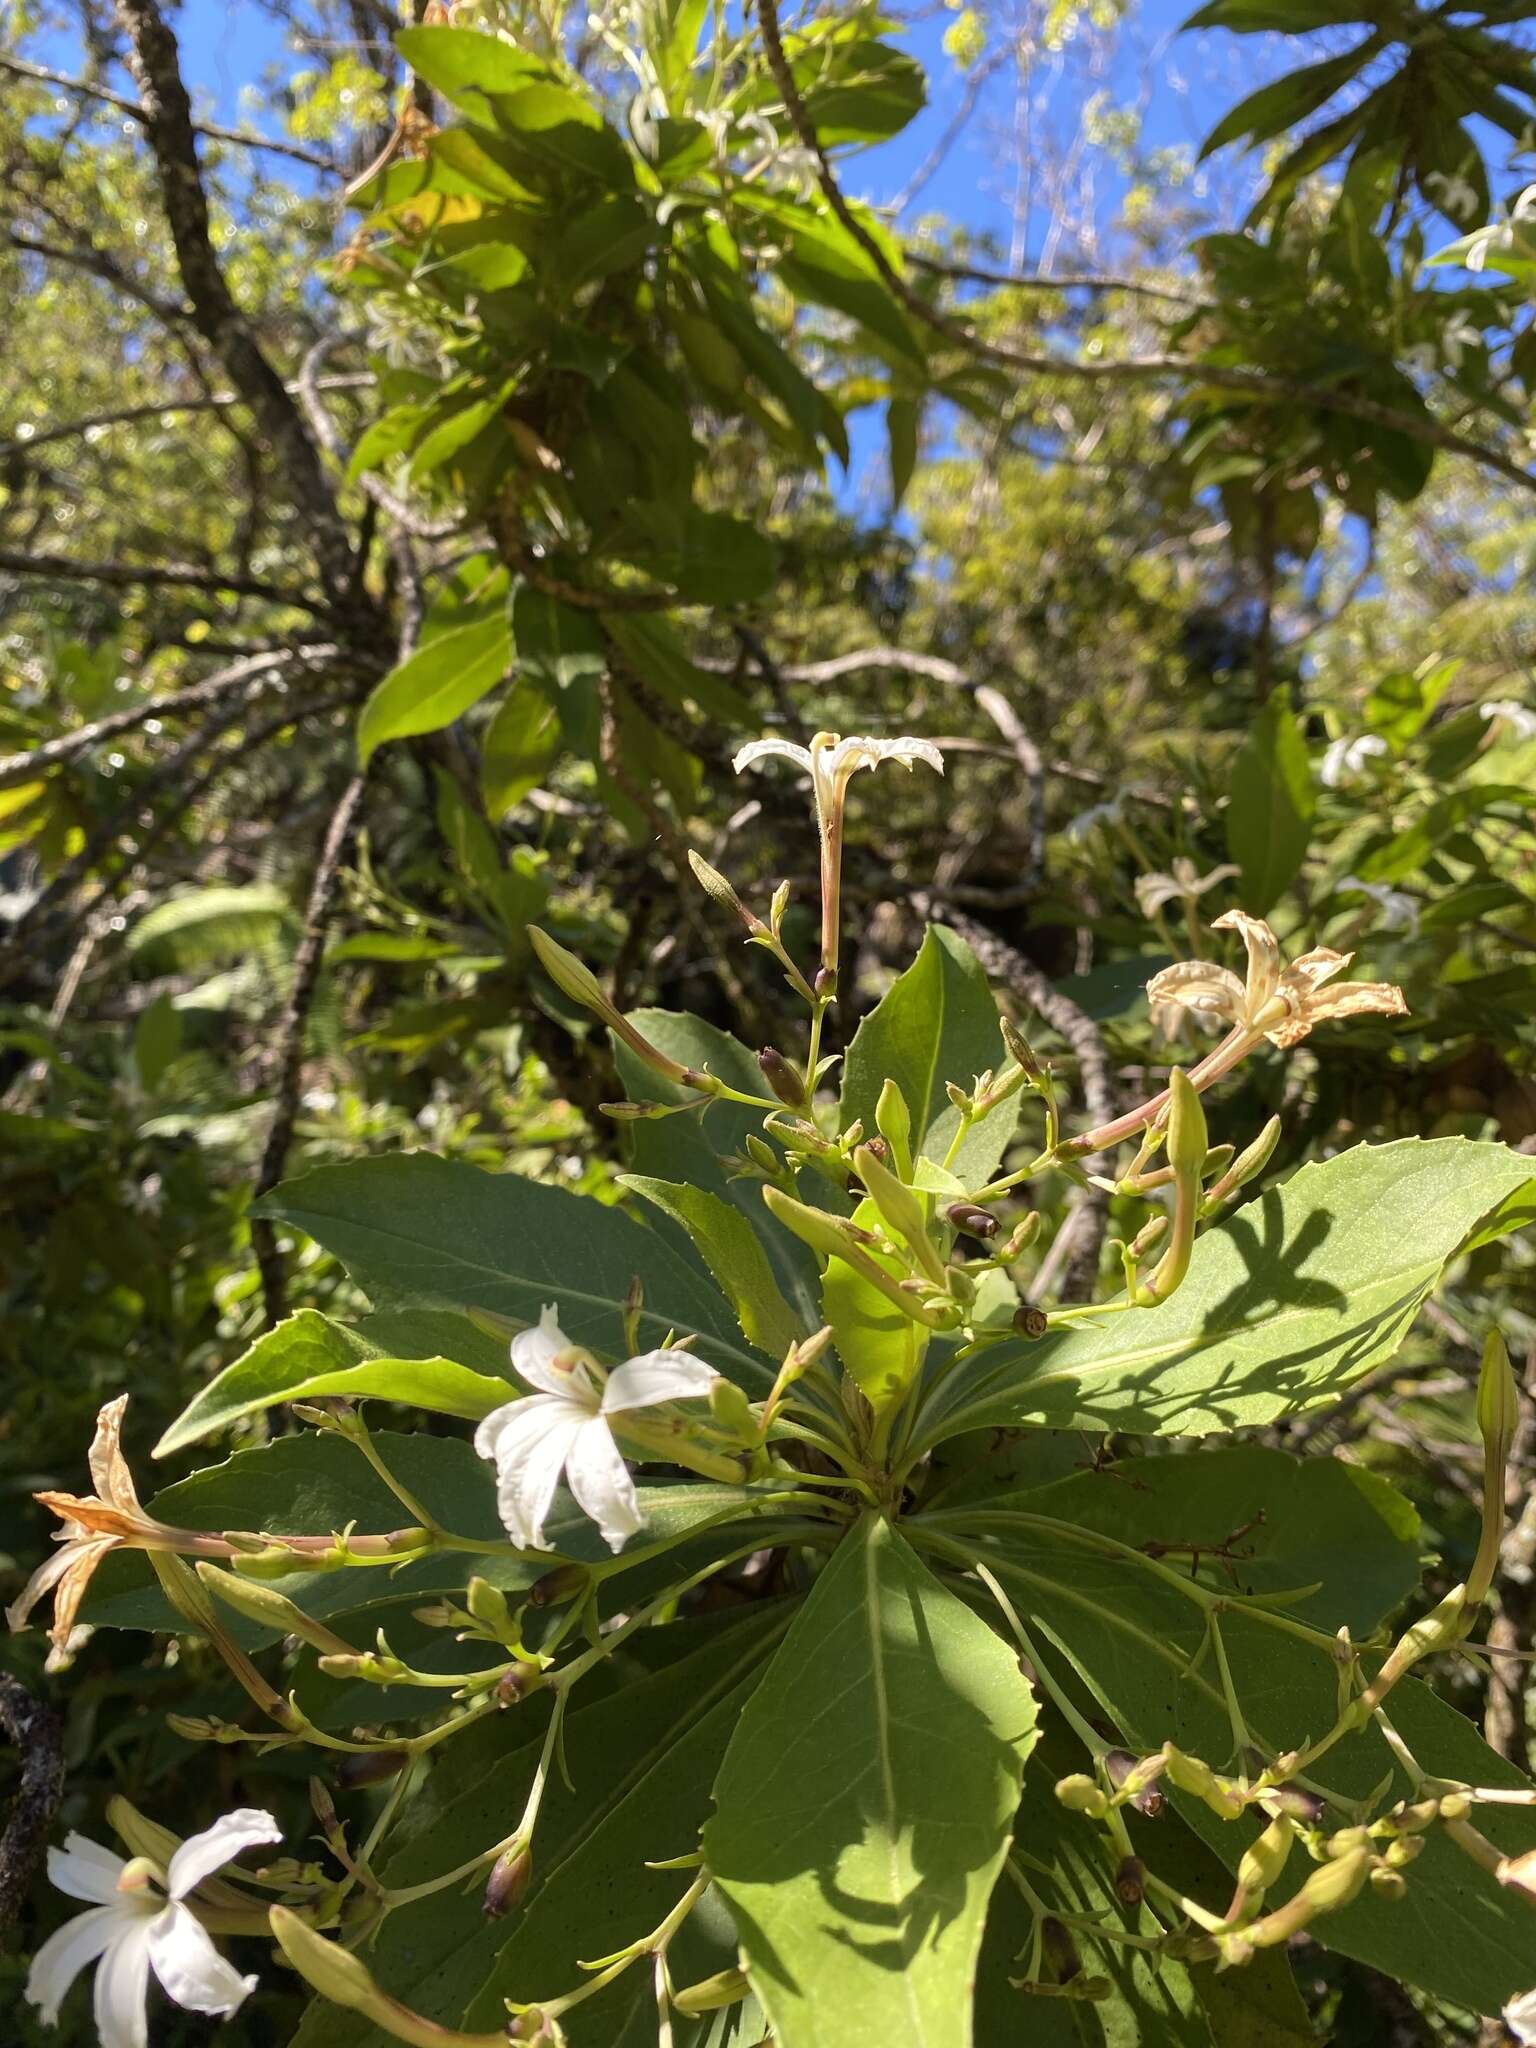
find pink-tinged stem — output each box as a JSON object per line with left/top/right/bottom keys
{"left": 1062, "top": 1027, "right": 1260, "bottom": 1158}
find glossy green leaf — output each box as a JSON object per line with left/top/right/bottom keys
{"left": 395, "top": 25, "right": 551, "bottom": 119}
{"left": 1357, "top": 781, "right": 1534, "bottom": 884}
{"left": 1225, "top": 685, "right": 1314, "bottom": 914}
{"left": 1363, "top": 656, "right": 1459, "bottom": 745}
{"left": 620, "top": 1173, "right": 806, "bottom": 1359}
{"left": 1198, "top": 42, "right": 1377, "bottom": 158}
{"left": 911, "top": 1138, "right": 1534, "bottom": 1449}
{"left": 256, "top": 1154, "right": 778, "bottom": 1390}
{"left": 822, "top": 1194, "right": 931, "bottom": 1413}
{"left": 153, "top": 1308, "right": 514, "bottom": 1456}
{"left": 480, "top": 682, "right": 561, "bottom": 816}
{"left": 357, "top": 612, "right": 513, "bottom": 764}
{"left": 707, "top": 1515, "right": 1037, "bottom": 2048}
{"left": 841, "top": 925, "right": 1016, "bottom": 1190}
{"left": 887, "top": 396, "right": 919, "bottom": 508}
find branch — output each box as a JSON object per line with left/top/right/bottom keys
{"left": 752, "top": 0, "right": 1536, "bottom": 502}
{"left": 0, "top": 375, "right": 373, "bottom": 464}
{"left": 971, "top": 684, "right": 1045, "bottom": 889}
{"left": 910, "top": 253, "right": 1204, "bottom": 307}
{"left": 250, "top": 768, "right": 369, "bottom": 1326}
{"left": 113, "top": 0, "right": 373, "bottom": 620}
{"left": 5, "top": 227, "right": 191, "bottom": 326}
{"left": 295, "top": 337, "right": 464, "bottom": 541}
{"left": 0, "top": 1674, "right": 64, "bottom": 1931}
{"left": 0, "top": 546, "right": 319, "bottom": 609}
{"left": 0, "top": 52, "right": 338, "bottom": 169}
{"left": 0, "top": 644, "right": 341, "bottom": 791}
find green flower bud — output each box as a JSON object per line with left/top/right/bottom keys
{"left": 529, "top": 927, "right": 695, "bottom": 1087}
{"left": 1243, "top": 1848, "right": 1370, "bottom": 1949}
{"left": 465, "top": 1577, "right": 515, "bottom": 1636}
{"left": 688, "top": 851, "right": 764, "bottom": 934}
{"left": 1000, "top": 1018, "right": 1048, "bottom": 1088}
{"left": 194, "top": 1562, "right": 356, "bottom": 1656}
{"left": 875, "top": 1078, "right": 913, "bottom": 1179}
{"left": 1203, "top": 1115, "right": 1282, "bottom": 1214}
{"left": 1164, "top": 1748, "right": 1245, "bottom": 1819}
{"left": 709, "top": 1377, "right": 758, "bottom": 1443}
{"left": 1165, "top": 1067, "right": 1208, "bottom": 1177}
{"left": 1055, "top": 1773, "right": 1109, "bottom": 1818}
{"left": 269, "top": 1906, "right": 378, "bottom": 2011}
{"left": 1369, "top": 1865, "right": 1407, "bottom": 1900}
{"left": 671, "top": 1966, "right": 751, "bottom": 2016}
{"left": 1237, "top": 1814, "right": 1294, "bottom": 1899}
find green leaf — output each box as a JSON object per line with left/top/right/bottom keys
{"left": 620, "top": 1174, "right": 805, "bottom": 1359}
{"left": 125, "top": 884, "right": 292, "bottom": 967}
{"left": 821, "top": 1193, "right": 931, "bottom": 1412}
{"left": 510, "top": 583, "right": 606, "bottom": 753}
{"left": 357, "top": 612, "right": 513, "bottom": 765}
{"left": 887, "top": 396, "right": 919, "bottom": 508}
{"left": 707, "top": 1515, "right": 1036, "bottom": 2048}
{"left": 991, "top": 1442, "right": 1421, "bottom": 1637}
{"left": 1357, "top": 781, "right": 1534, "bottom": 884}
{"left": 927, "top": 1508, "right": 1536, "bottom": 2016}
{"left": 841, "top": 925, "right": 1016, "bottom": 1190}
{"left": 153, "top": 1308, "right": 515, "bottom": 1456}
{"left": 480, "top": 683, "right": 561, "bottom": 816}
{"left": 289, "top": 1606, "right": 790, "bottom": 2047}
{"left": 1362, "top": 655, "right": 1459, "bottom": 746}
{"left": 395, "top": 25, "right": 551, "bottom": 119}
{"left": 132, "top": 992, "right": 181, "bottom": 1091}
{"left": 255, "top": 1154, "right": 778, "bottom": 1390}
{"left": 612, "top": 1011, "right": 822, "bottom": 1332}
{"left": 911, "top": 1138, "right": 1534, "bottom": 1449}
{"left": 1183, "top": 0, "right": 1375, "bottom": 31}
{"left": 657, "top": 507, "right": 779, "bottom": 606}
{"left": 1198, "top": 42, "right": 1377, "bottom": 158}
{"left": 1224, "top": 685, "right": 1315, "bottom": 914}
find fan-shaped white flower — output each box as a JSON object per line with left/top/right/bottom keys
{"left": 1506, "top": 1987, "right": 1536, "bottom": 2045}
{"left": 1425, "top": 170, "right": 1480, "bottom": 223}
{"left": 475, "top": 1307, "right": 718, "bottom": 1552}
{"left": 1319, "top": 733, "right": 1388, "bottom": 788}
{"left": 26, "top": 1809, "right": 279, "bottom": 2048}
{"left": 1480, "top": 699, "right": 1536, "bottom": 742}
{"left": 733, "top": 731, "right": 943, "bottom": 973}
{"left": 1134, "top": 856, "right": 1239, "bottom": 919}
{"left": 1337, "top": 876, "right": 1419, "bottom": 936}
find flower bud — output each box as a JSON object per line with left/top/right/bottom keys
{"left": 466, "top": 1577, "right": 515, "bottom": 1637}
{"left": 484, "top": 1843, "right": 533, "bottom": 1918}
{"left": 758, "top": 1047, "right": 806, "bottom": 1107}
{"left": 1261, "top": 1781, "right": 1324, "bottom": 1827}
{"left": 529, "top": 927, "right": 694, "bottom": 1086}
{"left": 1113, "top": 1856, "right": 1145, "bottom": 1906}
{"left": 194, "top": 1562, "right": 356, "bottom": 1656}
{"left": 1202, "top": 1115, "right": 1281, "bottom": 1213}
{"left": 1055, "top": 1774, "right": 1109, "bottom": 1818}
{"left": 709, "top": 1377, "right": 758, "bottom": 1443}
{"left": 1040, "top": 1916, "right": 1082, "bottom": 1983}
{"left": 855, "top": 1145, "right": 945, "bottom": 1283}
{"left": 494, "top": 1661, "right": 546, "bottom": 1706}
{"left": 1237, "top": 1814, "right": 1294, "bottom": 1899}
{"left": 1001, "top": 1212, "right": 1041, "bottom": 1258}
{"left": 1104, "top": 1749, "right": 1165, "bottom": 1817}
{"left": 1013, "top": 1304, "right": 1049, "bottom": 1340}
{"left": 1242, "top": 1848, "right": 1370, "bottom": 1949}
{"left": 270, "top": 1906, "right": 378, "bottom": 2010}
{"left": 946, "top": 1202, "right": 1000, "bottom": 1238}
{"left": 1165, "top": 1067, "right": 1208, "bottom": 1177}
{"left": 876, "top": 1079, "right": 913, "bottom": 1178}
{"left": 1384, "top": 1833, "right": 1425, "bottom": 1868}
{"left": 744, "top": 1134, "right": 781, "bottom": 1176}
{"left": 1471, "top": 1329, "right": 1521, "bottom": 1605}
{"left": 1164, "top": 1748, "right": 1245, "bottom": 1820}
{"left": 1000, "top": 1018, "right": 1047, "bottom": 1088}
{"left": 688, "top": 851, "right": 764, "bottom": 933}
{"left": 1369, "top": 1865, "right": 1407, "bottom": 1901}
{"left": 814, "top": 966, "right": 837, "bottom": 999}
{"left": 671, "top": 1966, "right": 751, "bottom": 2016}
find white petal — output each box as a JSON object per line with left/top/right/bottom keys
{"left": 166, "top": 1809, "right": 281, "bottom": 1901}
{"left": 602, "top": 1349, "right": 719, "bottom": 1413}
{"left": 509, "top": 1304, "right": 570, "bottom": 1393}
{"left": 6, "top": 1540, "right": 85, "bottom": 1633}
{"left": 563, "top": 1416, "right": 643, "bottom": 1552}
{"left": 732, "top": 738, "right": 812, "bottom": 777}
{"left": 25, "top": 1905, "right": 123, "bottom": 2023}
{"left": 1505, "top": 1988, "right": 1536, "bottom": 2046}
{"left": 48, "top": 1834, "right": 127, "bottom": 1904}
{"left": 1134, "top": 872, "right": 1183, "bottom": 916}
{"left": 475, "top": 1390, "right": 586, "bottom": 1471}
{"left": 147, "top": 1902, "right": 258, "bottom": 2016}
{"left": 94, "top": 1915, "right": 153, "bottom": 2048}
{"left": 828, "top": 735, "right": 944, "bottom": 780}
{"left": 479, "top": 1404, "right": 585, "bottom": 1550}
{"left": 1143, "top": 959, "right": 1245, "bottom": 1020}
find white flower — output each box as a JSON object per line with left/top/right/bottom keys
{"left": 1439, "top": 315, "right": 1481, "bottom": 370}
{"left": 1134, "top": 855, "right": 1239, "bottom": 918}
{"left": 1319, "top": 733, "right": 1388, "bottom": 788}
{"left": 1480, "top": 698, "right": 1536, "bottom": 742}
{"left": 474, "top": 1307, "right": 718, "bottom": 1552}
{"left": 1425, "top": 170, "right": 1480, "bottom": 222}
{"left": 26, "top": 1809, "right": 279, "bottom": 2048}
{"left": 1507, "top": 1988, "right": 1536, "bottom": 2046}
{"left": 1337, "top": 876, "right": 1420, "bottom": 936}
{"left": 1146, "top": 908, "right": 1408, "bottom": 1051}
{"left": 732, "top": 730, "right": 943, "bottom": 974}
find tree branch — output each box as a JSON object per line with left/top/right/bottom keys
{"left": 910, "top": 252, "right": 1203, "bottom": 307}
{"left": 0, "top": 645, "right": 341, "bottom": 790}
{"left": 113, "top": 0, "right": 374, "bottom": 621}
{"left": 5, "top": 228, "right": 191, "bottom": 326}
{"left": 0, "top": 546, "right": 319, "bottom": 609}
{"left": 0, "top": 375, "right": 372, "bottom": 464}
{"left": 0, "top": 52, "right": 338, "bottom": 170}
{"left": 0, "top": 1674, "right": 64, "bottom": 1932}
{"left": 753, "top": 0, "right": 1536, "bottom": 502}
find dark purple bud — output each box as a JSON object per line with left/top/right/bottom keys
{"left": 1040, "top": 1917, "right": 1082, "bottom": 1984}
{"left": 945, "top": 1202, "right": 1000, "bottom": 1238}
{"left": 528, "top": 1563, "right": 587, "bottom": 1608}
{"left": 333, "top": 1748, "right": 410, "bottom": 1788}
{"left": 814, "top": 966, "right": 837, "bottom": 1000}
{"left": 758, "top": 1047, "right": 806, "bottom": 1106}
{"left": 495, "top": 1661, "right": 546, "bottom": 1706}
{"left": 1114, "top": 1856, "right": 1146, "bottom": 1906}
{"left": 484, "top": 1844, "right": 533, "bottom": 1918}
{"left": 1013, "top": 1304, "right": 1049, "bottom": 1339}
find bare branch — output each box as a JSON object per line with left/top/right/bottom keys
{"left": 0, "top": 546, "right": 320, "bottom": 609}
{"left": 0, "top": 1674, "right": 64, "bottom": 1932}
{"left": 0, "top": 645, "right": 342, "bottom": 791}
{"left": 113, "top": 0, "right": 375, "bottom": 622}
{"left": 910, "top": 252, "right": 1204, "bottom": 308}
{"left": 0, "top": 52, "right": 338, "bottom": 169}
{"left": 295, "top": 337, "right": 464, "bottom": 541}
{"left": 0, "top": 375, "right": 372, "bottom": 464}
{"left": 5, "top": 228, "right": 191, "bottom": 326}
